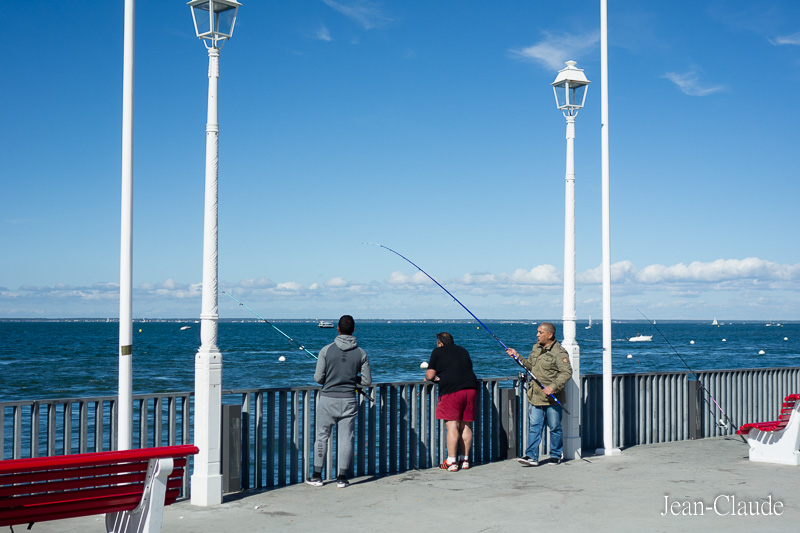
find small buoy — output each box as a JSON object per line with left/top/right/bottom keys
{"left": 278, "top": 356, "right": 286, "bottom": 362}
{"left": 758, "top": 350, "right": 765, "bottom": 355}
{"left": 722, "top": 339, "right": 726, "bottom": 342}
{"left": 689, "top": 340, "right": 695, "bottom": 344}
{"left": 420, "top": 362, "right": 429, "bottom": 369}
{"left": 626, "top": 354, "right": 632, "bottom": 359}
{"left": 138, "top": 329, "right": 142, "bottom": 333}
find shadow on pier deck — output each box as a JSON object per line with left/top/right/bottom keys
{"left": 32, "top": 437, "right": 797, "bottom": 532}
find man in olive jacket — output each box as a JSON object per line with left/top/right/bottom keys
{"left": 506, "top": 322, "right": 572, "bottom": 466}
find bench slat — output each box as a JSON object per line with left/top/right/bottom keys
{"left": 0, "top": 494, "right": 143, "bottom": 526}
{"left": 0, "top": 458, "right": 187, "bottom": 490}
{"left": 0, "top": 473, "right": 146, "bottom": 502}
{"left": 0, "top": 477, "right": 186, "bottom": 514}
{"left": 0, "top": 445, "right": 198, "bottom": 475}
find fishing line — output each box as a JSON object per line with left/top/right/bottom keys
{"left": 366, "top": 242, "right": 569, "bottom": 413}
{"left": 222, "top": 290, "right": 373, "bottom": 403}
{"left": 638, "top": 309, "right": 744, "bottom": 442}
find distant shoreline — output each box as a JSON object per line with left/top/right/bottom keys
{"left": 1, "top": 318, "right": 797, "bottom": 325}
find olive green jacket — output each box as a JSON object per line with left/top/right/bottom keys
{"left": 522, "top": 340, "right": 573, "bottom": 406}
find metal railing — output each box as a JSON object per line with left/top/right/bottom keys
{"left": 2, "top": 367, "right": 799, "bottom": 494}
{"left": 580, "top": 367, "right": 800, "bottom": 450}
{"left": 230, "top": 377, "right": 516, "bottom": 489}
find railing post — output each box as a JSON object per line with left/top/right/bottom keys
{"left": 687, "top": 379, "right": 702, "bottom": 440}
{"left": 499, "top": 386, "right": 517, "bottom": 460}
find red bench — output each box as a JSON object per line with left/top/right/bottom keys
{"left": 736, "top": 394, "right": 800, "bottom": 465}
{"left": 0, "top": 444, "right": 199, "bottom": 532}
{"left": 737, "top": 394, "right": 800, "bottom": 434}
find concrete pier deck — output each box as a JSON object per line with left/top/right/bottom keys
{"left": 30, "top": 436, "right": 798, "bottom": 532}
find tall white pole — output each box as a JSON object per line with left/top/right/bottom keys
{"left": 599, "top": 0, "right": 619, "bottom": 456}
{"left": 191, "top": 46, "right": 223, "bottom": 507}
{"left": 562, "top": 114, "right": 581, "bottom": 460}
{"left": 118, "top": 0, "right": 134, "bottom": 452}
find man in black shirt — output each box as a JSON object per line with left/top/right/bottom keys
{"left": 425, "top": 332, "right": 479, "bottom": 471}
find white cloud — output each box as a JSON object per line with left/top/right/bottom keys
{"left": 322, "top": 0, "right": 393, "bottom": 30}
{"left": 769, "top": 31, "right": 800, "bottom": 46}
{"left": 662, "top": 71, "right": 725, "bottom": 96}
{"left": 509, "top": 265, "right": 562, "bottom": 285}
{"left": 275, "top": 281, "right": 303, "bottom": 292}
{"left": 509, "top": 31, "right": 599, "bottom": 71}
{"left": 386, "top": 271, "right": 432, "bottom": 286}
{"left": 459, "top": 272, "right": 497, "bottom": 285}
{"left": 2, "top": 258, "right": 798, "bottom": 319}
{"left": 237, "top": 277, "right": 276, "bottom": 289}
{"left": 579, "top": 257, "right": 799, "bottom": 286}
{"left": 316, "top": 25, "right": 332, "bottom": 42}
{"left": 325, "top": 277, "right": 348, "bottom": 287}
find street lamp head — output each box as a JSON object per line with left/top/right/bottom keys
{"left": 188, "top": 0, "right": 241, "bottom": 49}
{"left": 552, "top": 60, "right": 590, "bottom": 115}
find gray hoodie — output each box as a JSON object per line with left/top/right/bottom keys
{"left": 314, "top": 335, "right": 372, "bottom": 398}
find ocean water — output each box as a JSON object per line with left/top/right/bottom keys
{"left": 1, "top": 319, "right": 798, "bottom": 402}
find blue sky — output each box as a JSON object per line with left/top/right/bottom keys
{"left": 1, "top": 0, "right": 799, "bottom": 321}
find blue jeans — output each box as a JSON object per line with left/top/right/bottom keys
{"left": 525, "top": 404, "right": 563, "bottom": 460}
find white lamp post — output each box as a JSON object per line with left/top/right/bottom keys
{"left": 188, "top": 0, "right": 240, "bottom": 507}
{"left": 552, "top": 60, "right": 589, "bottom": 461}
{"left": 118, "top": 0, "right": 135, "bottom": 452}
{"left": 598, "top": 0, "right": 620, "bottom": 457}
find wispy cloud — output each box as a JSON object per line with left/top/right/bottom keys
{"left": 579, "top": 258, "right": 799, "bottom": 286}
{"left": 2, "top": 258, "right": 798, "bottom": 318}
{"left": 322, "top": 0, "right": 393, "bottom": 30}
{"left": 769, "top": 31, "right": 800, "bottom": 46}
{"left": 509, "top": 31, "right": 599, "bottom": 71}
{"left": 316, "top": 25, "right": 333, "bottom": 42}
{"left": 662, "top": 71, "right": 726, "bottom": 96}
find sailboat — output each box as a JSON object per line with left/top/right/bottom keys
{"left": 712, "top": 318, "right": 718, "bottom": 326}
{"left": 585, "top": 316, "right": 592, "bottom": 329}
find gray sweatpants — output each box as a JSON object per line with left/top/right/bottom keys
{"left": 314, "top": 395, "right": 358, "bottom": 476}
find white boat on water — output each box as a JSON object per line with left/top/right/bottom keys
{"left": 712, "top": 318, "right": 718, "bottom": 326}
{"left": 180, "top": 325, "right": 191, "bottom": 331}
{"left": 585, "top": 316, "right": 592, "bottom": 329}
{"left": 317, "top": 320, "right": 334, "bottom": 328}
{"left": 628, "top": 334, "right": 652, "bottom": 342}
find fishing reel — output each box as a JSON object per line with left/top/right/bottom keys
{"left": 518, "top": 372, "right": 532, "bottom": 384}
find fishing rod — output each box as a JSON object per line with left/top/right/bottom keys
{"left": 222, "top": 290, "right": 373, "bottom": 403}
{"left": 366, "top": 242, "right": 569, "bottom": 413}
{"left": 638, "top": 310, "right": 744, "bottom": 442}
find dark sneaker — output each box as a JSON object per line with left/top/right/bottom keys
{"left": 336, "top": 475, "right": 350, "bottom": 488}
{"left": 548, "top": 457, "right": 562, "bottom": 465}
{"left": 517, "top": 456, "right": 539, "bottom": 467}
{"left": 306, "top": 474, "right": 323, "bottom": 487}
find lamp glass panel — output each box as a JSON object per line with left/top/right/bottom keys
{"left": 554, "top": 84, "right": 567, "bottom": 109}
{"left": 570, "top": 85, "right": 587, "bottom": 108}
{"left": 192, "top": 3, "right": 212, "bottom": 36}
{"left": 214, "top": 7, "right": 237, "bottom": 35}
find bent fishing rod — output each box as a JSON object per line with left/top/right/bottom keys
{"left": 638, "top": 310, "right": 744, "bottom": 442}
{"left": 366, "top": 242, "right": 569, "bottom": 414}
{"left": 222, "top": 290, "right": 374, "bottom": 403}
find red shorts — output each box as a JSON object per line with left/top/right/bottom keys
{"left": 436, "top": 388, "right": 477, "bottom": 422}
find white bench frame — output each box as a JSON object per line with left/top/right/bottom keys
{"left": 104, "top": 457, "right": 175, "bottom": 533}
{"left": 743, "top": 400, "right": 800, "bottom": 466}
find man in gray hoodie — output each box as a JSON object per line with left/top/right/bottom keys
{"left": 306, "top": 315, "right": 372, "bottom": 488}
